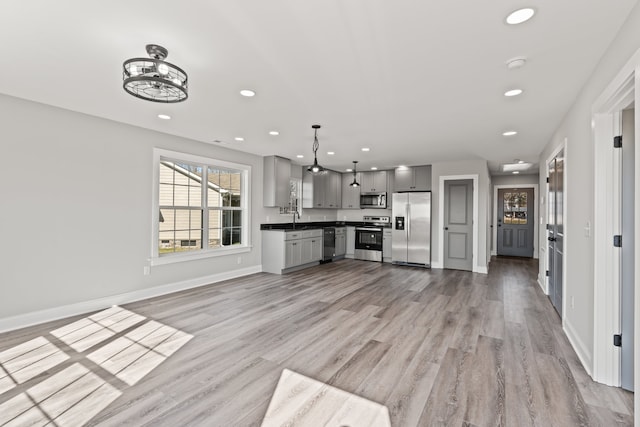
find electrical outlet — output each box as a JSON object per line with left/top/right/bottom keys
{"left": 584, "top": 221, "right": 591, "bottom": 237}
{"left": 571, "top": 296, "right": 575, "bottom": 309}
{"left": 266, "top": 215, "right": 270, "bottom": 222}
{"left": 143, "top": 266, "right": 150, "bottom": 276}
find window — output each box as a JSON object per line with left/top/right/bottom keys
{"left": 153, "top": 149, "right": 250, "bottom": 263}
{"left": 503, "top": 191, "right": 528, "bottom": 224}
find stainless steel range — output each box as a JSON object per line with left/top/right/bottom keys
{"left": 354, "top": 216, "right": 390, "bottom": 262}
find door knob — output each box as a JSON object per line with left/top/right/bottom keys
{"left": 548, "top": 237, "right": 556, "bottom": 241}
{"left": 444, "top": 227, "right": 449, "bottom": 230}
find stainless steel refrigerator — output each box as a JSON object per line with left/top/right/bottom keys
{"left": 392, "top": 192, "right": 431, "bottom": 267}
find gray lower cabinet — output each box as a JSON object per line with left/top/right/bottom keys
{"left": 383, "top": 229, "right": 392, "bottom": 262}
{"left": 262, "top": 229, "right": 323, "bottom": 274}
{"left": 346, "top": 226, "right": 355, "bottom": 258}
{"left": 335, "top": 228, "right": 346, "bottom": 257}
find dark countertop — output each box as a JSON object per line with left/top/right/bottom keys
{"left": 260, "top": 220, "right": 391, "bottom": 231}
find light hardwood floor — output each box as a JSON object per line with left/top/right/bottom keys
{"left": 0, "top": 257, "right": 634, "bottom": 426}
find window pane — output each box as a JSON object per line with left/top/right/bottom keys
{"left": 159, "top": 231, "right": 174, "bottom": 254}
{"left": 189, "top": 186, "right": 202, "bottom": 207}
{"left": 190, "top": 210, "right": 202, "bottom": 229}
{"left": 209, "top": 228, "right": 221, "bottom": 248}
{"left": 174, "top": 165, "right": 190, "bottom": 185}
{"left": 159, "top": 209, "right": 175, "bottom": 232}
{"left": 175, "top": 209, "right": 190, "bottom": 230}
{"left": 159, "top": 184, "right": 174, "bottom": 206}
{"left": 208, "top": 168, "right": 221, "bottom": 189}
{"left": 229, "top": 171, "right": 241, "bottom": 191}
{"left": 230, "top": 193, "right": 241, "bottom": 207}
{"left": 209, "top": 210, "right": 221, "bottom": 230}
{"left": 159, "top": 162, "right": 175, "bottom": 184}
{"left": 222, "top": 227, "right": 241, "bottom": 246}
{"left": 208, "top": 188, "right": 222, "bottom": 207}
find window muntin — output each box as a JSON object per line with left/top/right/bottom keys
{"left": 155, "top": 152, "right": 249, "bottom": 259}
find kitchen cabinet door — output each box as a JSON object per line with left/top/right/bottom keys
{"left": 394, "top": 166, "right": 431, "bottom": 192}
{"left": 326, "top": 171, "right": 341, "bottom": 208}
{"left": 361, "top": 171, "right": 387, "bottom": 192}
{"left": 310, "top": 237, "right": 323, "bottom": 261}
{"left": 346, "top": 226, "right": 355, "bottom": 256}
{"left": 285, "top": 240, "right": 302, "bottom": 268}
{"left": 263, "top": 155, "right": 291, "bottom": 207}
{"left": 335, "top": 234, "right": 346, "bottom": 256}
{"left": 341, "top": 173, "right": 360, "bottom": 209}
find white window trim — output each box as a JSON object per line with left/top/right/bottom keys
{"left": 151, "top": 148, "right": 252, "bottom": 266}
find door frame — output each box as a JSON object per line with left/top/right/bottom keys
{"left": 492, "top": 184, "right": 539, "bottom": 259}
{"left": 592, "top": 47, "right": 640, "bottom": 390}
{"left": 437, "top": 174, "right": 481, "bottom": 273}
{"left": 543, "top": 143, "right": 567, "bottom": 300}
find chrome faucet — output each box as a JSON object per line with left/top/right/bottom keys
{"left": 292, "top": 200, "right": 300, "bottom": 229}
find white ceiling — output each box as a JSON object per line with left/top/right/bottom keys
{"left": 1, "top": 1, "right": 636, "bottom": 175}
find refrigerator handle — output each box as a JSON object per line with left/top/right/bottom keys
{"left": 406, "top": 203, "right": 411, "bottom": 240}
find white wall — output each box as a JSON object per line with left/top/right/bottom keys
{"left": 537, "top": 2, "right": 640, "bottom": 380}
{"left": 0, "top": 94, "right": 269, "bottom": 326}
{"left": 431, "top": 159, "right": 491, "bottom": 271}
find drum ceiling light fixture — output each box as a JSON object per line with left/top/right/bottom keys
{"left": 123, "top": 44, "right": 188, "bottom": 103}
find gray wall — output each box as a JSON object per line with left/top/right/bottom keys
{"left": 537, "top": 1, "right": 640, "bottom": 385}
{"left": 491, "top": 174, "right": 539, "bottom": 187}
{"left": 0, "top": 94, "right": 270, "bottom": 320}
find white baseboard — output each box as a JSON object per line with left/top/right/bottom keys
{"left": 564, "top": 318, "right": 594, "bottom": 377}
{"left": 491, "top": 250, "right": 497, "bottom": 256}
{"left": 431, "top": 261, "right": 443, "bottom": 269}
{"left": 0, "top": 265, "right": 262, "bottom": 333}
{"left": 474, "top": 265, "right": 488, "bottom": 274}
{"left": 537, "top": 275, "right": 547, "bottom": 294}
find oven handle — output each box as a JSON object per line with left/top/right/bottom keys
{"left": 356, "top": 227, "right": 383, "bottom": 232}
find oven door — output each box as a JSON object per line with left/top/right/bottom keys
{"left": 355, "top": 227, "right": 383, "bottom": 251}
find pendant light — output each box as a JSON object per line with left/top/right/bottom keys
{"left": 350, "top": 161, "right": 360, "bottom": 187}
{"left": 123, "top": 44, "right": 188, "bottom": 103}
{"left": 307, "top": 124, "right": 326, "bottom": 174}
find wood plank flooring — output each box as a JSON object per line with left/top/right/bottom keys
{"left": 0, "top": 257, "right": 633, "bottom": 426}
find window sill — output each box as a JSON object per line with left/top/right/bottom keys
{"left": 150, "top": 245, "right": 252, "bottom": 266}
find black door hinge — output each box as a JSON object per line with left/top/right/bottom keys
{"left": 614, "top": 334, "right": 622, "bottom": 347}
{"left": 545, "top": 270, "right": 550, "bottom": 277}
{"left": 614, "top": 135, "right": 622, "bottom": 148}
{"left": 546, "top": 177, "right": 550, "bottom": 183}
{"left": 614, "top": 235, "right": 622, "bottom": 247}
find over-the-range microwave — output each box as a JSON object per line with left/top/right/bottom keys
{"left": 360, "top": 192, "right": 387, "bottom": 209}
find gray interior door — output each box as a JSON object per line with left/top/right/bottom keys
{"left": 548, "top": 152, "right": 564, "bottom": 316}
{"left": 621, "top": 108, "right": 635, "bottom": 391}
{"left": 444, "top": 179, "right": 473, "bottom": 271}
{"left": 497, "top": 188, "right": 534, "bottom": 257}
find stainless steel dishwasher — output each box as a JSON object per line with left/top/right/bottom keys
{"left": 323, "top": 227, "right": 335, "bottom": 262}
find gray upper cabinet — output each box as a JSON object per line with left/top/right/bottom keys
{"left": 360, "top": 171, "right": 388, "bottom": 193}
{"left": 263, "top": 155, "right": 291, "bottom": 207}
{"left": 302, "top": 169, "right": 341, "bottom": 208}
{"left": 341, "top": 172, "right": 361, "bottom": 209}
{"left": 394, "top": 165, "right": 431, "bottom": 192}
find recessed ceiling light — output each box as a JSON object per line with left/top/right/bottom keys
{"left": 346, "top": 168, "right": 353, "bottom": 172}
{"left": 507, "top": 57, "right": 527, "bottom": 69}
{"left": 504, "top": 89, "right": 523, "bottom": 97}
{"left": 503, "top": 162, "right": 532, "bottom": 172}
{"left": 371, "top": 167, "right": 378, "bottom": 170}
{"left": 506, "top": 8, "right": 535, "bottom": 25}
{"left": 240, "top": 89, "right": 256, "bottom": 97}
{"left": 361, "top": 147, "right": 370, "bottom": 152}
{"left": 513, "top": 171, "right": 520, "bottom": 174}
{"left": 234, "top": 137, "right": 244, "bottom": 142}
{"left": 296, "top": 155, "right": 304, "bottom": 158}
{"left": 157, "top": 114, "right": 171, "bottom": 120}
{"left": 269, "top": 131, "right": 279, "bottom": 136}
{"left": 503, "top": 131, "right": 518, "bottom": 136}
{"left": 518, "top": 160, "right": 525, "bottom": 164}
{"left": 398, "top": 165, "right": 409, "bottom": 170}
{"left": 327, "top": 151, "right": 335, "bottom": 155}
